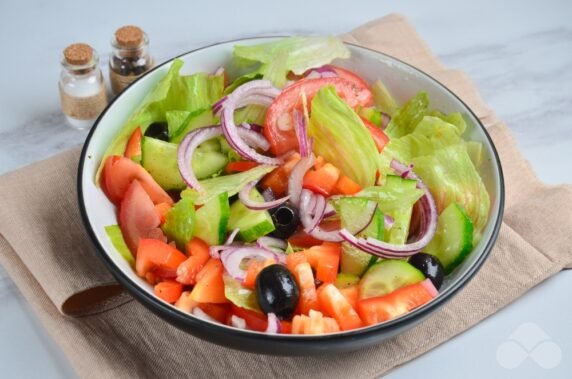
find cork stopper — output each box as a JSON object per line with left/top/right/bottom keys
{"left": 63, "top": 43, "right": 93, "bottom": 65}
{"left": 115, "top": 25, "right": 144, "bottom": 48}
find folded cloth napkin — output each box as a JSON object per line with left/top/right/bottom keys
{"left": 1, "top": 13, "right": 571, "bottom": 379}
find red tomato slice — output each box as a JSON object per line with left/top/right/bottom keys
{"left": 356, "top": 280, "right": 435, "bottom": 326}
{"left": 332, "top": 175, "right": 362, "bottom": 196}
{"left": 292, "top": 262, "right": 319, "bottom": 315}
{"left": 120, "top": 180, "right": 162, "bottom": 254}
{"left": 124, "top": 127, "right": 142, "bottom": 160}
{"left": 197, "top": 303, "right": 231, "bottom": 324}
{"left": 190, "top": 258, "right": 228, "bottom": 304}
{"left": 102, "top": 155, "right": 173, "bottom": 206}
{"left": 176, "top": 238, "right": 211, "bottom": 285}
{"left": 287, "top": 230, "right": 323, "bottom": 248}
{"left": 360, "top": 117, "right": 389, "bottom": 153}
{"left": 154, "top": 280, "right": 183, "bottom": 304}
{"left": 264, "top": 76, "right": 374, "bottom": 155}
{"left": 259, "top": 153, "right": 300, "bottom": 197}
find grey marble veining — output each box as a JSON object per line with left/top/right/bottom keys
{"left": 0, "top": 0, "right": 571, "bottom": 378}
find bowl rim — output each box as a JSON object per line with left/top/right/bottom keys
{"left": 77, "top": 36, "right": 505, "bottom": 342}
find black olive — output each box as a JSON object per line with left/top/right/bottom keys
{"left": 144, "top": 122, "right": 170, "bottom": 141}
{"left": 255, "top": 264, "right": 299, "bottom": 319}
{"left": 408, "top": 253, "right": 444, "bottom": 290}
{"left": 269, "top": 203, "right": 299, "bottom": 239}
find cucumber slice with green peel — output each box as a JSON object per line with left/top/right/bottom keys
{"left": 170, "top": 108, "right": 216, "bottom": 143}
{"left": 194, "top": 192, "right": 230, "bottom": 245}
{"left": 425, "top": 203, "right": 474, "bottom": 274}
{"left": 340, "top": 208, "right": 384, "bottom": 276}
{"left": 227, "top": 189, "right": 275, "bottom": 242}
{"left": 334, "top": 273, "right": 360, "bottom": 289}
{"left": 141, "top": 137, "right": 228, "bottom": 191}
{"left": 359, "top": 260, "right": 425, "bottom": 299}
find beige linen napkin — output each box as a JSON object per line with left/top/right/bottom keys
{"left": 1, "top": 13, "right": 571, "bottom": 379}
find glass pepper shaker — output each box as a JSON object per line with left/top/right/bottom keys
{"left": 109, "top": 25, "right": 154, "bottom": 95}
{"left": 59, "top": 43, "right": 108, "bottom": 130}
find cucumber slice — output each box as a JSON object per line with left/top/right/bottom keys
{"left": 359, "top": 260, "right": 424, "bottom": 299}
{"left": 141, "top": 137, "right": 228, "bottom": 191}
{"left": 170, "top": 108, "right": 215, "bottom": 144}
{"left": 338, "top": 197, "right": 378, "bottom": 234}
{"left": 227, "top": 189, "right": 275, "bottom": 242}
{"left": 425, "top": 203, "right": 474, "bottom": 274}
{"left": 340, "top": 208, "right": 384, "bottom": 276}
{"left": 194, "top": 192, "right": 230, "bottom": 245}
{"left": 334, "top": 273, "right": 360, "bottom": 289}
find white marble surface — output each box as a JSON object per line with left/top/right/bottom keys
{"left": 1, "top": 0, "right": 571, "bottom": 377}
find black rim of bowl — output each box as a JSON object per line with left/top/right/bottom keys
{"left": 77, "top": 36, "right": 505, "bottom": 344}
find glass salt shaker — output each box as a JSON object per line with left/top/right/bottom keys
{"left": 109, "top": 25, "right": 154, "bottom": 95}
{"left": 59, "top": 43, "right": 108, "bottom": 130}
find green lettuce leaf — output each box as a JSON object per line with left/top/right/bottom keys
{"left": 166, "top": 110, "right": 191, "bottom": 137}
{"left": 95, "top": 60, "right": 224, "bottom": 183}
{"left": 162, "top": 197, "right": 196, "bottom": 250}
{"left": 412, "top": 145, "right": 490, "bottom": 236}
{"left": 384, "top": 92, "right": 429, "bottom": 138}
{"left": 371, "top": 80, "right": 399, "bottom": 116}
{"left": 104, "top": 225, "right": 135, "bottom": 266}
{"left": 233, "top": 36, "right": 350, "bottom": 88}
{"left": 223, "top": 274, "right": 261, "bottom": 312}
{"left": 181, "top": 165, "right": 275, "bottom": 205}
{"left": 308, "top": 86, "right": 380, "bottom": 187}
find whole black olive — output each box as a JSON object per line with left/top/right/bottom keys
{"left": 408, "top": 253, "right": 444, "bottom": 290}
{"left": 255, "top": 264, "right": 299, "bottom": 319}
{"left": 269, "top": 204, "right": 299, "bottom": 239}
{"left": 144, "top": 122, "right": 170, "bottom": 141}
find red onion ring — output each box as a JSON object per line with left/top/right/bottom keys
{"left": 219, "top": 247, "right": 283, "bottom": 281}
{"left": 384, "top": 214, "right": 394, "bottom": 230}
{"left": 299, "top": 189, "right": 343, "bottom": 242}
{"left": 237, "top": 125, "right": 270, "bottom": 151}
{"left": 239, "top": 180, "right": 290, "bottom": 210}
{"left": 380, "top": 112, "right": 391, "bottom": 129}
{"left": 220, "top": 81, "right": 283, "bottom": 165}
{"left": 265, "top": 313, "right": 280, "bottom": 334}
{"left": 293, "top": 109, "right": 311, "bottom": 157}
{"left": 178, "top": 126, "right": 223, "bottom": 191}
{"left": 257, "top": 236, "right": 287, "bottom": 253}
{"left": 288, "top": 155, "right": 315, "bottom": 206}
{"left": 225, "top": 228, "right": 240, "bottom": 245}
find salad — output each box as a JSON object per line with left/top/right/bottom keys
{"left": 98, "top": 36, "right": 490, "bottom": 335}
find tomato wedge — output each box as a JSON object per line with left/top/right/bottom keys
{"left": 231, "top": 305, "right": 268, "bottom": 332}
{"left": 120, "top": 180, "right": 162, "bottom": 254}
{"left": 176, "top": 238, "right": 211, "bottom": 285}
{"left": 224, "top": 161, "right": 259, "bottom": 174}
{"left": 303, "top": 163, "right": 340, "bottom": 197}
{"left": 264, "top": 76, "right": 374, "bottom": 155}
{"left": 360, "top": 117, "right": 389, "bottom": 153}
{"left": 102, "top": 155, "right": 173, "bottom": 206}
{"left": 304, "top": 242, "right": 341, "bottom": 284}
{"left": 154, "top": 280, "right": 183, "bottom": 304}
{"left": 190, "top": 258, "right": 228, "bottom": 304}
{"left": 292, "top": 262, "right": 319, "bottom": 315}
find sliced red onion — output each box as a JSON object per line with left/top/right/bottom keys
{"left": 242, "top": 123, "right": 263, "bottom": 133}
{"left": 293, "top": 109, "right": 311, "bottom": 157}
{"left": 239, "top": 180, "right": 290, "bottom": 210}
{"left": 220, "top": 247, "right": 281, "bottom": 281}
{"left": 299, "top": 190, "right": 343, "bottom": 242}
{"left": 323, "top": 203, "right": 336, "bottom": 218}
{"left": 225, "top": 228, "right": 240, "bottom": 245}
{"left": 178, "top": 126, "right": 223, "bottom": 191}
{"left": 384, "top": 215, "right": 394, "bottom": 230}
{"left": 192, "top": 307, "right": 216, "bottom": 322}
{"left": 265, "top": 313, "right": 280, "bottom": 334}
{"left": 221, "top": 81, "right": 282, "bottom": 165}
{"left": 308, "top": 194, "right": 327, "bottom": 232}
{"left": 212, "top": 96, "right": 227, "bottom": 114}
{"left": 288, "top": 155, "right": 315, "bottom": 206}
{"left": 257, "top": 236, "right": 287, "bottom": 253}
{"left": 399, "top": 163, "right": 414, "bottom": 179}
{"left": 380, "top": 112, "right": 391, "bottom": 129}
{"left": 420, "top": 278, "right": 439, "bottom": 298}
{"left": 231, "top": 315, "right": 247, "bottom": 329}
{"left": 262, "top": 188, "right": 275, "bottom": 202}
{"left": 237, "top": 126, "right": 270, "bottom": 151}
{"left": 303, "top": 65, "right": 338, "bottom": 79}
{"left": 307, "top": 225, "right": 344, "bottom": 242}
